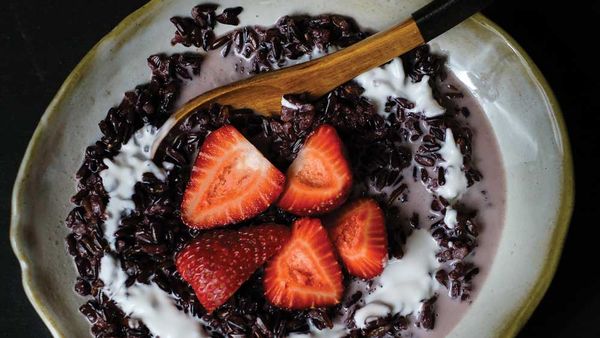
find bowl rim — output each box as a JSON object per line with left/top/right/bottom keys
{"left": 10, "top": 1, "right": 574, "bottom": 337}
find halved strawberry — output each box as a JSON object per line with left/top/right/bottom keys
{"left": 264, "top": 218, "right": 343, "bottom": 309}
{"left": 176, "top": 224, "right": 290, "bottom": 313}
{"left": 277, "top": 124, "right": 352, "bottom": 216}
{"left": 327, "top": 198, "right": 388, "bottom": 279}
{"left": 181, "top": 125, "right": 285, "bottom": 229}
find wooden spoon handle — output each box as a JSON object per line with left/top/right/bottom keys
{"left": 285, "top": 0, "right": 496, "bottom": 98}
{"left": 227, "top": 0, "right": 495, "bottom": 102}
{"left": 413, "top": 0, "right": 495, "bottom": 41}
{"left": 273, "top": 20, "right": 425, "bottom": 100}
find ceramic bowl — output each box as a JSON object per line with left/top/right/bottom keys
{"left": 10, "top": 0, "right": 574, "bottom": 337}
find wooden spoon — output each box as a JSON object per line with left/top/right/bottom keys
{"left": 152, "top": 0, "right": 493, "bottom": 156}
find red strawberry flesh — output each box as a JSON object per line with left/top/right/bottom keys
{"left": 328, "top": 198, "right": 388, "bottom": 279}
{"left": 264, "top": 218, "right": 343, "bottom": 309}
{"left": 277, "top": 124, "right": 352, "bottom": 216}
{"left": 181, "top": 125, "right": 285, "bottom": 229}
{"left": 175, "top": 224, "right": 290, "bottom": 313}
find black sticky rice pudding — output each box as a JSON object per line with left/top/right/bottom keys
{"left": 66, "top": 3, "right": 505, "bottom": 338}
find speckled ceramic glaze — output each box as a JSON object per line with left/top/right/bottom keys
{"left": 10, "top": 0, "right": 573, "bottom": 337}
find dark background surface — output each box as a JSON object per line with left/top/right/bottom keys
{"left": 1, "top": 0, "right": 598, "bottom": 337}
